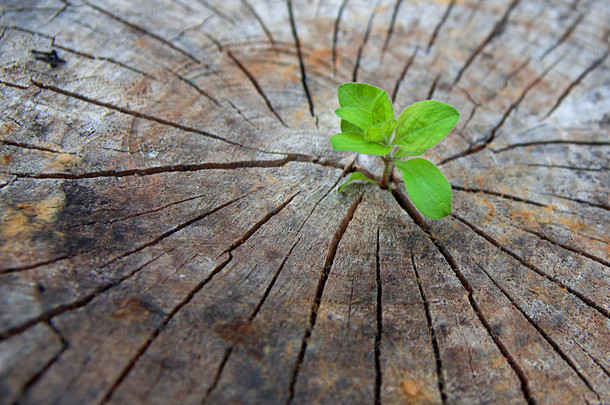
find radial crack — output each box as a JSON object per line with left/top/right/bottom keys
{"left": 493, "top": 140, "right": 610, "bottom": 153}
{"left": 28, "top": 79, "right": 274, "bottom": 153}
{"left": 451, "top": 185, "right": 547, "bottom": 207}
{"left": 392, "top": 47, "right": 419, "bottom": 103}
{"left": 453, "top": 214, "right": 610, "bottom": 320}
{"left": 0, "top": 251, "right": 168, "bottom": 341}
{"left": 1, "top": 155, "right": 315, "bottom": 180}
{"left": 239, "top": 0, "right": 275, "bottom": 45}
{"left": 226, "top": 51, "right": 288, "bottom": 127}
{"left": 286, "top": 193, "right": 363, "bottom": 404}
{"left": 440, "top": 62, "right": 555, "bottom": 166}
{"left": 453, "top": 0, "right": 521, "bottom": 86}
{"left": 472, "top": 260, "right": 600, "bottom": 396}
{"left": 287, "top": 0, "right": 315, "bottom": 117}
{"left": 410, "top": 253, "right": 446, "bottom": 404}
{"left": 82, "top": 1, "right": 198, "bottom": 62}
{"left": 390, "top": 190, "right": 534, "bottom": 404}
{"left": 539, "top": 13, "right": 585, "bottom": 60}
{"left": 332, "top": 0, "right": 350, "bottom": 76}
{"left": 382, "top": 0, "right": 403, "bottom": 55}
{"left": 352, "top": 2, "right": 379, "bottom": 83}
{"left": 374, "top": 228, "right": 383, "bottom": 405}
{"left": 545, "top": 50, "right": 609, "bottom": 118}
{"left": 427, "top": 0, "right": 456, "bottom": 53}
{"left": 513, "top": 225, "right": 610, "bottom": 268}
{"left": 103, "top": 193, "right": 297, "bottom": 402}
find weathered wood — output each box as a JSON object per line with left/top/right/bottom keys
{"left": 1, "top": 0, "right": 609, "bottom": 404}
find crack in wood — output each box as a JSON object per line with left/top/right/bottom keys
{"left": 286, "top": 193, "right": 363, "bottom": 404}
{"left": 440, "top": 61, "right": 556, "bottom": 166}
{"left": 453, "top": 0, "right": 521, "bottom": 86}
{"left": 196, "top": 0, "right": 236, "bottom": 25}
{"left": 410, "top": 253, "right": 446, "bottom": 404}
{"left": 427, "top": 0, "right": 457, "bottom": 53}
{"left": 0, "top": 79, "right": 31, "bottom": 90}
{"left": 374, "top": 228, "right": 382, "bottom": 405}
{"left": 1, "top": 253, "right": 76, "bottom": 274}
{"left": 0, "top": 138, "right": 76, "bottom": 155}
{"left": 352, "top": 1, "right": 380, "bottom": 83}
{"left": 168, "top": 70, "right": 220, "bottom": 106}
{"left": 427, "top": 74, "right": 441, "bottom": 100}
{"left": 539, "top": 13, "right": 585, "bottom": 60}
{"left": 545, "top": 50, "right": 609, "bottom": 118}
{"left": 81, "top": 1, "right": 198, "bottom": 62}
{"left": 538, "top": 192, "right": 610, "bottom": 212}
{"left": 390, "top": 189, "right": 535, "bottom": 404}
{"left": 471, "top": 260, "right": 601, "bottom": 397}
{"left": 453, "top": 214, "right": 610, "bottom": 320}
{"left": 12, "top": 320, "right": 69, "bottom": 403}
{"left": 287, "top": 0, "right": 315, "bottom": 117}
{"left": 0, "top": 251, "right": 168, "bottom": 341}
{"left": 1, "top": 155, "right": 315, "bottom": 180}
{"left": 382, "top": 0, "right": 403, "bottom": 55}
{"left": 512, "top": 224, "right": 610, "bottom": 268}
{"left": 28, "top": 79, "right": 282, "bottom": 154}
{"left": 332, "top": 0, "right": 350, "bottom": 76}
{"left": 220, "top": 193, "right": 299, "bottom": 257}
{"left": 102, "top": 193, "right": 297, "bottom": 402}
{"left": 525, "top": 163, "right": 608, "bottom": 172}
{"left": 493, "top": 140, "right": 610, "bottom": 153}
{"left": 201, "top": 176, "right": 344, "bottom": 402}
{"left": 391, "top": 46, "right": 419, "bottom": 103}
{"left": 239, "top": 0, "right": 275, "bottom": 46}
{"left": 226, "top": 51, "right": 288, "bottom": 127}
{"left": 452, "top": 185, "right": 547, "bottom": 207}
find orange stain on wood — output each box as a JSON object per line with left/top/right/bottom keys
{"left": 0, "top": 196, "right": 64, "bottom": 252}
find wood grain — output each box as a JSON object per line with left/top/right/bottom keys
{"left": 1, "top": 0, "right": 608, "bottom": 404}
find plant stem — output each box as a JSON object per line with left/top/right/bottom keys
{"left": 380, "top": 157, "right": 391, "bottom": 189}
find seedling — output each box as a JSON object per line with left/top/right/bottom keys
{"left": 331, "top": 82, "right": 459, "bottom": 219}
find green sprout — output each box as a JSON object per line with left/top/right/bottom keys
{"left": 331, "top": 82, "right": 459, "bottom": 219}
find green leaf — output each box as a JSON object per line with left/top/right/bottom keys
{"left": 394, "top": 158, "right": 452, "bottom": 219}
{"left": 380, "top": 118, "right": 397, "bottom": 140}
{"left": 335, "top": 107, "right": 372, "bottom": 130}
{"left": 364, "top": 126, "right": 385, "bottom": 142}
{"left": 330, "top": 132, "right": 393, "bottom": 156}
{"left": 371, "top": 91, "right": 394, "bottom": 124}
{"left": 341, "top": 119, "right": 362, "bottom": 134}
{"left": 393, "top": 100, "right": 459, "bottom": 153}
{"left": 338, "top": 83, "right": 384, "bottom": 111}
{"left": 394, "top": 146, "right": 427, "bottom": 158}
{"left": 338, "top": 172, "right": 380, "bottom": 192}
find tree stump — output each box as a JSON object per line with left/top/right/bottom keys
{"left": 1, "top": 0, "right": 608, "bottom": 404}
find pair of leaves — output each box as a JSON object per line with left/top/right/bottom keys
{"left": 332, "top": 83, "right": 396, "bottom": 156}
{"left": 331, "top": 83, "right": 459, "bottom": 158}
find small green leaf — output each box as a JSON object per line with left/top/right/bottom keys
{"left": 335, "top": 107, "right": 372, "bottom": 130}
{"left": 338, "top": 171, "right": 380, "bottom": 192}
{"left": 338, "top": 82, "right": 383, "bottom": 110}
{"left": 371, "top": 91, "right": 394, "bottom": 124}
{"left": 393, "top": 100, "right": 459, "bottom": 153}
{"left": 365, "top": 118, "right": 397, "bottom": 143}
{"left": 330, "top": 132, "right": 393, "bottom": 156}
{"left": 380, "top": 118, "right": 397, "bottom": 141}
{"left": 341, "top": 119, "right": 362, "bottom": 134}
{"left": 394, "top": 158, "right": 452, "bottom": 219}
{"left": 364, "top": 126, "right": 385, "bottom": 142}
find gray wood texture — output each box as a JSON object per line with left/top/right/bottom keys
{"left": 0, "top": 0, "right": 608, "bottom": 403}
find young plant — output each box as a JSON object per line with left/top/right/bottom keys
{"left": 331, "top": 82, "right": 459, "bottom": 219}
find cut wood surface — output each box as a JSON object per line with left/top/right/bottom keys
{"left": 0, "top": 0, "right": 609, "bottom": 404}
